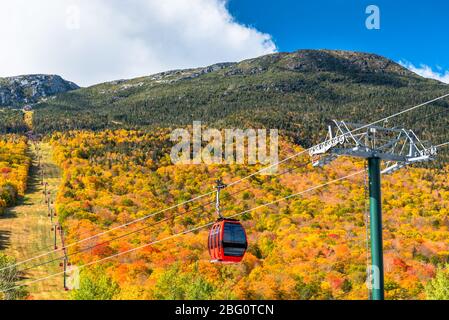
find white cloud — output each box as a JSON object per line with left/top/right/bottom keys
{"left": 0, "top": 0, "right": 276, "bottom": 86}
{"left": 399, "top": 61, "right": 449, "bottom": 84}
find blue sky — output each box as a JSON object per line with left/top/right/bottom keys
{"left": 1, "top": 0, "right": 448, "bottom": 86}
{"left": 228, "top": 0, "right": 449, "bottom": 82}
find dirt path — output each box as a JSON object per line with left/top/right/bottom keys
{"left": 0, "top": 142, "right": 68, "bottom": 300}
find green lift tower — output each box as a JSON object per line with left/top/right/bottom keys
{"left": 310, "top": 120, "right": 437, "bottom": 300}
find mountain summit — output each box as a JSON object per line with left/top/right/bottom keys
{"left": 253, "top": 49, "right": 415, "bottom": 76}
{"left": 0, "top": 74, "right": 79, "bottom": 107}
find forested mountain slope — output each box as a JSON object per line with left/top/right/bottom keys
{"left": 0, "top": 109, "right": 28, "bottom": 134}
{"left": 32, "top": 50, "right": 448, "bottom": 152}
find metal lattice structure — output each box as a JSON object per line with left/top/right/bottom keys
{"left": 309, "top": 120, "right": 438, "bottom": 300}
{"left": 309, "top": 120, "right": 437, "bottom": 173}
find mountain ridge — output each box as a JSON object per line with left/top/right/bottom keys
{"left": 87, "top": 49, "right": 426, "bottom": 90}
{"left": 0, "top": 49, "right": 447, "bottom": 159}
{"left": 0, "top": 49, "right": 443, "bottom": 107}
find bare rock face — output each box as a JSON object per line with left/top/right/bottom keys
{"left": 280, "top": 50, "right": 414, "bottom": 76}
{"left": 0, "top": 74, "right": 79, "bottom": 107}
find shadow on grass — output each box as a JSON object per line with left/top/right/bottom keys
{"left": 0, "top": 209, "right": 18, "bottom": 219}
{"left": 0, "top": 229, "right": 11, "bottom": 250}
{"left": 0, "top": 144, "right": 43, "bottom": 220}
{"left": 16, "top": 148, "right": 45, "bottom": 207}
{"left": 25, "top": 158, "right": 43, "bottom": 195}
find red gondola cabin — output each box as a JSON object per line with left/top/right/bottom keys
{"left": 208, "top": 219, "right": 248, "bottom": 263}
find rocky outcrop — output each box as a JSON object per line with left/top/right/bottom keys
{"left": 0, "top": 74, "right": 79, "bottom": 107}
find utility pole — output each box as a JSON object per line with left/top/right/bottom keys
{"left": 53, "top": 224, "right": 58, "bottom": 250}
{"left": 58, "top": 224, "right": 70, "bottom": 291}
{"left": 48, "top": 198, "right": 53, "bottom": 222}
{"left": 310, "top": 120, "right": 437, "bottom": 300}
{"left": 43, "top": 182, "right": 48, "bottom": 200}
{"left": 63, "top": 257, "right": 67, "bottom": 290}
{"left": 215, "top": 179, "right": 227, "bottom": 219}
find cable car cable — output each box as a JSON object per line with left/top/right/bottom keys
{"left": 18, "top": 161, "right": 313, "bottom": 273}
{"left": 18, "top": 185, "right": 256, "bottom": 273}
{"left": 3, "top": 155, "right": 311, "bottom": 272}
{"left": 1, "top": 169, "right": 364, "bottom": 293}
{"left": 2, "top": 93, "right": 448, "bottom": 272}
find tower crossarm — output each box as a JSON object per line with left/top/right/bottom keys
{"left": 310, "top": 120, "right": 437, "bottom": 169}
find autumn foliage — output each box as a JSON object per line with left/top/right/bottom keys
{"left": 0, "top": 135, "right": 30, "bottom": 214}
{"left": 47, "top": 129, "right": 449, "bottom": 300}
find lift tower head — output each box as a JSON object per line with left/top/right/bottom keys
{"left": 310, "top": 120, "right": 437, "bottom": 300}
